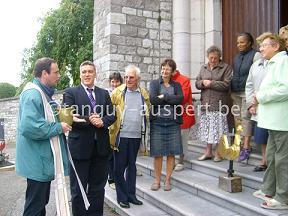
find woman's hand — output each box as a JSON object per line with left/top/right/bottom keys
{"left": 203, "top": 80, "right": 212, "bottom": 88}
{"left": 252, "top": 93, "right": 259, "bottom": 105}
{"left": 248, "top": 105, "right": 257, "bottom": 115}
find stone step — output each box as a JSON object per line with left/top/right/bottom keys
{"left": 105, "top": 184, "right": 169, "bottom": 216}
{"left": 135, "top": 173, "right": 239, "bottom": 216}
{"left": 137, "top": 156, "right": 288, "bottom": 216}
{"left": 183, "top": 151, "right": 264, "bottom": 190}
{"left": 188, "top": 140, "right": 263, "bottom": 167}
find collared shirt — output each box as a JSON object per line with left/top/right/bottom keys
{"left": 126, "top": 87, "right": 141, "bottom": 93}
{"left": 120, "top": 87, "right": 143, "bottom": 138}
{"left": 106, "top": 87, "right": 113, "bottom": 96}
{"left": 81, "top": 83, "right": 95, "bottom": 100}
{"left": 203, "top": 60, "right": 226, "bottom": 71}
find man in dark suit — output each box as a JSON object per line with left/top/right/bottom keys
{"left": 64, "top": 61, "right": 116, "bottom": 216}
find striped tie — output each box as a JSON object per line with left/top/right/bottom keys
{"left": 87, "top": 88, "right": 96, "bottom": 109}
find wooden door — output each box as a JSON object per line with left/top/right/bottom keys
{"left": 222, "top": 0, "right": 285, "bottom": 65}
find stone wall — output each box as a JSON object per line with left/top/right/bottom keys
{"left": 92, "top": 0, "right": 222, "bottom": 95}
{"left": 0, "top": 92, "right": 63, "bottom": 146}
{"left": 93, "top": 0, "right": 173, "bottom": 88}
{"left": 0, "top": 97, "right": 19, "bottom": 145}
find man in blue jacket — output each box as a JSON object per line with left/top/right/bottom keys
{"left": 16, "top": 57, "right": 72, "bottom": 216}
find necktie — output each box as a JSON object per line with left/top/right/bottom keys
{"left": 87, "top": 88, "right": 98, "bottom": 140}
{"left": 87, "top": 88, "right": 96, "bottom": 109}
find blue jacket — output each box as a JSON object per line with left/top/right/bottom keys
{"left": 16, "top": 81, "right": 68, "bottom": 182}
{"left": 231, "top": 49, "right": 258, "bottom": 92}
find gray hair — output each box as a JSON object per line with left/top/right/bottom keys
{"left": 79, "top": 60, "right": 96, "bottom": 71}
{"left": 125, "top": 64, "right": 141, "bottom": 79}
{"left": 256, "top": 32, "right": 273, "bottom": 44}
{"left": 206, "top": 45, "right": 222, "bottom": 58}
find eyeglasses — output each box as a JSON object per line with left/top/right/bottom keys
{"left": 259, "top": 42, "right": 276, "bottom": 48}
{"left": 124, "top": 76, "right": 135, "bottom": 79}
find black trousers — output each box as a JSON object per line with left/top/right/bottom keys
{"left": 70, "top": 143, "right": 110, "bottom": 216}
{"left": 23, "top": 179, "right": 51, "bottom": 216}
{"left": 108, "top": 153, "right": 115, "bottom": 184}
{"left": 114, "top": 138, "right": 141, "bottom": 203}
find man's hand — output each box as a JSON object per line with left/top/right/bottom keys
{"left": 73, "top": 114, "right": 86, "bottom": 123}
{"left": 157, "top": 94, "right": 164, "bottom": 99}
{"left": 89, "top": 114, "right": 104, "bottom": 128}
{"left": 61, "top": 122, "right": 72, "bottom": 133}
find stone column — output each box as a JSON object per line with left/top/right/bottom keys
{"left": 204, "top": 0, "right": 222, "bottom": 51}
{"left": 189, "top": 0, "right": 222, "bottom": 94}
{"left": 190, "top": 0, "right": 205, "bottom": 95}
{"left": 93, "top": 0, "right": 112, "bottom": 87}
{"left": 173, "top": 0, "right": 191, "bottom": 77}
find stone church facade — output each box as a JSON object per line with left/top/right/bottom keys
{"left": 3, "top": 0, "right": 284, "bottom": 145}
{"left": 93, "top": 0, "right": 222, "bottom": 92}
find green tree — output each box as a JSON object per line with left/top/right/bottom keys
{"left": 0, "top": 83, "right": 17, "bottom": 99}
{"left": 20, "top": 0, "right": 93, "bottom": 93}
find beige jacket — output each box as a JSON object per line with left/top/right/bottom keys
{"left": 109, "top": 84, "right": 150, "bottom": 150}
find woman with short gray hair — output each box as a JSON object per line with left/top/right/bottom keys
{"left": 206, "top": 45, "right": 222, "bottom": 58}
{"left": 252, "top": 34, "right": 288, "bottom": 210}
{"left": 195, "top": 46, "right": 232, "bottom": 162}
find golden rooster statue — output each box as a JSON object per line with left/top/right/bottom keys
{"left": 218, "top": 125, "right": 243, "bottom": 160}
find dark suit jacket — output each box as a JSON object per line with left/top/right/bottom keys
{"left": 64, "top": 85, "right": 116, "bottom": 160}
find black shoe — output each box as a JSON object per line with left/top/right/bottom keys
{"left": 253, "top": 165, "right": 267, "bottom": 172}
{"left": 128, "top": 198, "right": 143, "bottom": 205}
{"left": 108, "top": 179, "right": 115, "bottom": 184}
{"left": 118, "top": 201, "right": 130, "bottom": 208}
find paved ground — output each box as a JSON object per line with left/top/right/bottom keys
{"left": 0, "top": 143, "right": 118, "bottom": 216}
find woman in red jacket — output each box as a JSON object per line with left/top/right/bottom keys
{"left": 172, "top": 70, "right": 195, "bottom": 171}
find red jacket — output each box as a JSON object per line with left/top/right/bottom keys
{"left": 172, "top": 70, "right": 195, "bottom": 129}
